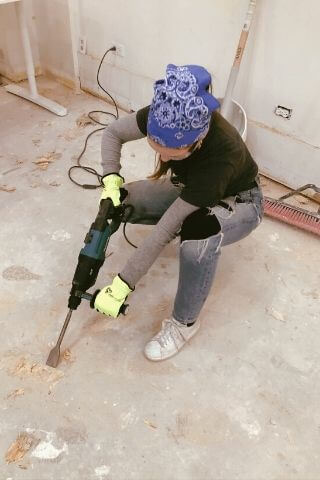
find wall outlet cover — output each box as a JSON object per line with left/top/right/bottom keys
{"left": 275, "top": 105, "right": 292, "bottom": 119}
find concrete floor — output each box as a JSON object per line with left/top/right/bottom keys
{"left": 0, "top": 77, "right": 319, "bottom": 480}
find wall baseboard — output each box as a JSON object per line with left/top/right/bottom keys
{"left": 43, "top": 67, "right": 76, "bottom": 91}
{"left": 80, "top": 85, "right": 131, "bottom": 114}
{"left": 0, "top": 65, "right": 42, "bottom": 82}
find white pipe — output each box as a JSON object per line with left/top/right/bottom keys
{"left": 15, "top": 0, "right": 38, "bottom": 97}
{"left": 220, "top": 0, "right": 257, "bottom": 119}
{"left": 5, "top": 0, "right": 67, "bottom": 116}
{"left": 243, "top": 0, "right": 256, "bottom": 33}
{"left": 68, "top": 0, "right": 81, "bottom": 94}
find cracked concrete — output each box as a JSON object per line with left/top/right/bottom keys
{"left": 0, "top": 77, "right": 319, "bottom": 480}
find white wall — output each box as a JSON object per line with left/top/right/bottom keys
{"left": 4, "top": 0, "right": 320, "bottom": 189}
{"left": 76, "top": 0, "right": 247, "bottom": 111}
{"left": 234, "top": 0, "right": 320, "bottom": 187}
{"left": 0, "top": 0, "right": 40, "bottom": 81}
{"left": 32, "top": 0, "right": 75, "bottom": 84}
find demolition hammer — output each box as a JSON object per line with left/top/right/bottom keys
{"left": 46, "top": 196, "right": 127, "bottom": 368}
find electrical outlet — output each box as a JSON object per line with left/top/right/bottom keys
{"left": 116, "top": 43, "right": 125, "bottom": 57}
{"left": 79, "top": 36, "right": 87, "bottom": 55}
{"left": 275, "top": 105, "right": 292, "bottom": 119}
{"left": 111, "top": 41, "right": 125, "bottom": 57}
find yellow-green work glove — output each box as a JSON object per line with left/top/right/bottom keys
{"left": 94, "top": 275, "right": 133, "bottom": 318}
{"left": 100, "top": 173, "right": 124, "bottom": 207}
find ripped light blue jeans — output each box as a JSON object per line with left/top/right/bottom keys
{"left": 124, "top": 178, "right": 264, "bottom": 325}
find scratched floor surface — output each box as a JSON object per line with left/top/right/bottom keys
{"left": 0, "top": 78, "right": 319, "bottom": 480}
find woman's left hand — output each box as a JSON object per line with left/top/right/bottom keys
{"left": 93, "top": 275, "right": 133, "bottom": 318}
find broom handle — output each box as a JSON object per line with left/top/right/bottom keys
{"left": 220, "top": 0, "right": 257, "bottom": 118}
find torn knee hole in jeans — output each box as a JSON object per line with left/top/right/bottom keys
{"left": 180, "top": 209, "right": 222, "bottom": 242}
{"left": 196, "top": 233, "right": 223, "bottom": 262}
{"left": 180, "top": 232, "right": 223, "bottom": 263}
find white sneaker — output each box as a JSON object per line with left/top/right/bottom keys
{"left": 144, "top": 317, "right": 200, "bottom": 361}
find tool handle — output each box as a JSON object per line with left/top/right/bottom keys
{"left": 95, "top": 189, "right": 127, "bottom": 230}
{"left": 94, "top": 198, "right": 115, "bottom": 231}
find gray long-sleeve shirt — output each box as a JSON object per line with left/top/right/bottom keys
{"left": 101, "top": 113, "right": 198, "bottom": 288}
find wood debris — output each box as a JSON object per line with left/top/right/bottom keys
{"left": 0, "top": 185, "right": 16, "bottom": 192}
{"left": 301, "top": 289, "right": 319, "bottom": 300}
{"left": 76, "top": 113, "right": 95, "bottom": 127}
{"left": 9, "top": 357, "right": 64, "bottom": 385}
{"left": 49, "top": 181, "right": 61, "bottom": 187}
{"left": 44, "top": 152, "right": 62, "bottom": 161}
{"left": 295, "top": 195, "right": 309, "bottom": 205}
{"left": 144, "top": 419, "right": 157, "bottom": 429}
{"left": 33, "top": 160, "right": 53, "bottom": 170}
{"left": 33, "top": 152, "right": 62, "bottom": 170}
{"left": 7, "top": 388, "right": 25, "bottom": 399}
{"left": 266, "top": 307, "right": 286, "bottom": 322}
{"left": 5, "top": 433, "right": 35, "bottom": 464}
{"left": 62, "top": 348, "right": 75, "bottom": 363}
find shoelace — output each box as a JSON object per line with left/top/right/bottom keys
{"left": 155, "top": 319, "right": 186, "bottom": 348}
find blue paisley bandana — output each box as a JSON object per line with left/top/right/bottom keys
{"left": 147, "top": 64, "right": 220, "bottom": 148}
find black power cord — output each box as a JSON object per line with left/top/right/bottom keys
{"left": 122, "top": 204, "right": 137, "bottom": 248}
{"left": 68, "top": 46, "right": 137, "bottom": 248}
{"left": 68, "top": 46, "right": 118, "bottom": 189}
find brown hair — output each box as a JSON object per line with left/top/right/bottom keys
{"left": 148, "top": 153, "right": 171, "bottom": 180}
{"left": 148, "top": 141, "right": 200, "bottom": 180}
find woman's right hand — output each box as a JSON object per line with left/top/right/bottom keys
{"left": 100, "top": 173, "right": 124, "bottom": 206}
